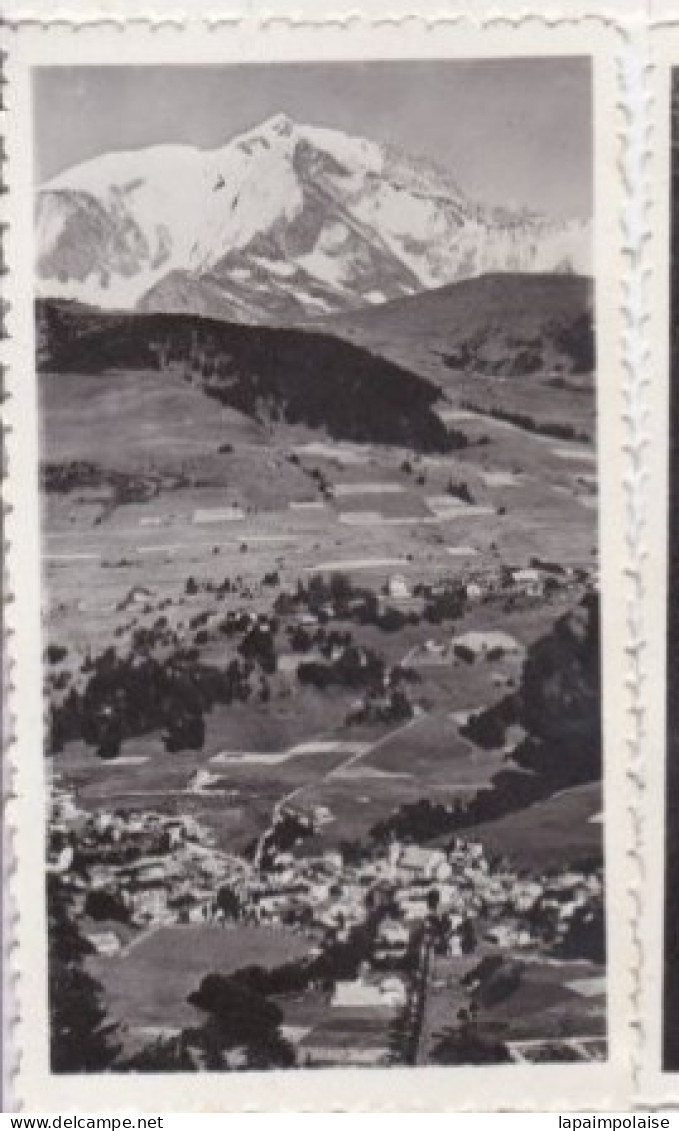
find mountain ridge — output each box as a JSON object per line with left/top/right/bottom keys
{"left": 313, "top": 272, "right": 595, "bottom": 397}
{"left": 36, "top": 113, "right": 591, "bottom": 322}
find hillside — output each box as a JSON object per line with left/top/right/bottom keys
{"left": 369, "top": 593, "right": 602, "bottom": 862}
{"left": 36, "top": 299, "right": 451, "bottom": 452}
{"left": 323, "top": 273, "right": 595, "bottom": 389}
{"left": 36, "top": 114, "right": 590, "bottom": 321}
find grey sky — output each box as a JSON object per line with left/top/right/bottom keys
{"left": 34, "top": 58, "right": 592, "bottom": 218}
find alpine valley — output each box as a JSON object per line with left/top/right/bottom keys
{"left": 39, "top": 106, "right": 604, "bottom": 1074}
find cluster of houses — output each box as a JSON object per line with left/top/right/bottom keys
{"left": 48, "top": 778, "right": 602, "bottom": 981}
{"left": 213, "top": 830, "right": 601, "bottom": 967}
{"left": 278, "top": 557, "right": 591, "bottom": 642}
{"left": 48, "top": 781, "right": 248, "bottom": 953}
{"left": 383, "top": 560, "right": 589, "bottom": 608}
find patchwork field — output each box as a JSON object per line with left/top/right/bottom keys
{"left": 43, "top": 348, "right": 600, "bottom": 866}
{"left": 41, "top": 287, "right": 604, "bottom": 1071}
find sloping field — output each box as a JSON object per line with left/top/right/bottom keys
{"left": 418, "top": 952, "right": 604, "bottom": 1064}
{"left": 360, "top": 711, "right": 503, "bottom": 787}
{"left": 89, "top": 924, "right": 312, "bottom": 1031}
{"left": 40, "top": 368, "right": 261, "bottom": 471}
{"left": 475, "top": 958, "right": 606, "bottom": 1043}
{"left": 467, "top": 782, "right": 603, "bottom": 870}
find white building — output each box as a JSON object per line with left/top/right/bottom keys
{"left": 309, "top": 881, "right": 333, "bottom": 903}
{"left": 447, "top": 934, "right": 464, "bottom": 957}
{"left": 332, "top": 979, "right": 386, "bottom": 1009}
{"left": 332, "top": 976, "right": 406, "bottom": 1010}
{"left": 85, "top": 930, "right": 121, "bottom": 957}
{"left": 485, "top": 924, "right": 517, "bottom": 947}
{"left": 47, "top": 844, "right": 74, "bottom": 874}
{"left": 126, "top": 883, "right": 170, "bottom": 924}
{"left": 376, "top": 919, "right": 410, "bottom": 956}
{"left": 400, "top": 845, "right": 448, "bottom": 877}
{"left": 400, "top": 898, "right": 431, "bottom": 922}
{"left": 313, "top": 806, "right": 333, "bottom": 826}
{"left": 451, "top": 631, "right": 524, "bottom": 663}
{"left": 379, "top": 977, "right": 407, "bottom": 1008}
{"left": 511, "top": 568, "right": 544, "bottom": 597}
{"left": 189, "top": 770, "right": 220, "bottom": 795}
{"left": 387, "top": 574, "right": 411, "bottom": 600}
{"left": 51, "top": 791, "right": 82, "bottom": 823}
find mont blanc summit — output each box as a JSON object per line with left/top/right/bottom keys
{"left": 36, "top": 113, "right": 591, "bottom": 321}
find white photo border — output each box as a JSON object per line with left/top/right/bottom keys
{"left": 4, "top": 13, "right": 631, "bottom": 1112}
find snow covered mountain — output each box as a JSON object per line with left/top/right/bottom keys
{"left": 35, "top": 113, "right": 592, "bottom": 322}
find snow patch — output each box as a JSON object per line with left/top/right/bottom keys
{"left": 296, "top": 247, "right": 350, "bottom": 290}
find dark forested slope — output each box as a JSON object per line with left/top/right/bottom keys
{"left": 37, "top": 299, "right": 452, "bottom": 452}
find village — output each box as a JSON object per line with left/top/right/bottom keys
{"left": 49, "top": 772, "right": 604, "bottom": 1066}
{"left": 42, "top": 475, "right": 604, "bottom": 1070}
{"left": 41, "top": 347, "right": 603, "bottom": 1071}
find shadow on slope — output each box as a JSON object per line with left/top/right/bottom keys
{"left": 37, "top": 300, "right": 453, "bottom": 453}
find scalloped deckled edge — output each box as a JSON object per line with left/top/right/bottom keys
{"left": 0, "top": 1, "right": 648, "bottom": 32}
{"left": 1, "top": 35, "right": 17, "bottom": 1116}
{"left": 618, "top": 29, "right": 651, "bottom": 1099}
{"left": 1, "top": 27, "right": 18, "bottom": 1110}
{"left": 2, "top": 9, "right": 639, "bottom": 1112}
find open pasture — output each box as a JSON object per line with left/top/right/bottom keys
{"left": 450, "top": 369, "right": 595, "bottom": 444}
{"left": 418, "top": 950, "right": 604, "bottom": 1065}
{"left": 202, "top": 694, "right": 352, "bottom": 757}
{"left": 474, "top": 957, "right": 606, "bottom": 1044}
{"left": 54, "top": 736, "right": 205, "bottom": 798}
{"left": 89, "top": 924, "right": 313, "bottom": 1032}
{"left": 336, "top": 494, "right": 431, "bottom": 520}
{"left": 55, "top": 689, "right": 357, "bottom": 798}
{"left": 454, "top": 588, "right": 582, "bottom": 647}
{"left": 467, "top": 781, "right": 603, "bottom": 870}
{"left": 359, "top": 710, "right": 504, "bottom": 787}
{"left": 289, "top": 777, "right": 424, "bottom": 849}
{"left": 39, "top": 369, "right": 255, "bottom": 470}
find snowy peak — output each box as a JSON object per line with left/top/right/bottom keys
{"left": 35, "top": 115, "right": 591, "bottom": 321}
{"left": 258, "top": 111, "right": 295, "bottom": 137}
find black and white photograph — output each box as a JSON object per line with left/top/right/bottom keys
{"left": 34, "top": 57, "right": 605, "bottom": 1076}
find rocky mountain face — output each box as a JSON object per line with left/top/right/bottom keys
{"left": 36, "top": 113, "right": 591, "bottom": 322}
